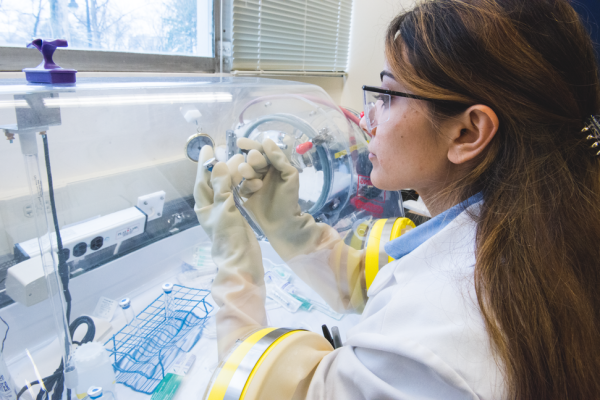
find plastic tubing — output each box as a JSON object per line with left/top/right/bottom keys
{"left": 240, "top": 113, "right": 333, "bottom": 216}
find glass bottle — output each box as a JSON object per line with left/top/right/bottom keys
{"left": 87, "top": 386, "right": 115, "bottom": 400}
{"left": 162, "top": 283, "right": 175, "bottom": 325}
{"left": 118, "top": 298, "right": 140, "bottom": 335}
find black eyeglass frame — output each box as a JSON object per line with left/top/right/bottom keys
{"left": 362, "top": 85, "right": 441, "bottom": 103}
{"left": 362, "top": 86, "right": 475, "bottom": 109}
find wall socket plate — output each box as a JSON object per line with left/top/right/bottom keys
{"left": 136, "top": 191, "right": 166, "bottom": 222}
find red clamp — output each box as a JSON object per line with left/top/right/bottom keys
{"left": 296, "top": 141, "right": 314, "bottom": 155}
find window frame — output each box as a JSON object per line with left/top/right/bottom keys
{"left": 0, "top": 0, "right": 229, "bottom": 73}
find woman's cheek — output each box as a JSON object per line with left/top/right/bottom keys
{"left": 369, "top": 160, "right": 389, "bottom": 189}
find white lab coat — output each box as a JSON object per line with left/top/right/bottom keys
{"left": 306, "top": 203, "right": 506, "bottom": 399}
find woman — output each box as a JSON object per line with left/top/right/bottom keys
{"left": 195, "top": 0, "right": 600, "bottom": 398}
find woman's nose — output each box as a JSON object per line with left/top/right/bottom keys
{"left": 359, "top": 116, "right": 375, "bottom": 137}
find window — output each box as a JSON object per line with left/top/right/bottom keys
{"left": 0, "top": 0, "right": 214, "bottom": 56}
{"left": 232, "top": 0, "right": 352, "bottom": 72}
{"left": 0, "top": 0, "right": 219, "bottom": 72}
{"left": 0, "top": 0, "right": 353, "bottom": 74}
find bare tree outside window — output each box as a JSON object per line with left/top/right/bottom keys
{"left": 0, "top": 0, "right": 213, "bottom": 57}
{"left": 159, "top": 0, "right": 197, "bottom": 55}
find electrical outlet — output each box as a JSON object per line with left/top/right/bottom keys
{"left": 136, "top": 191, "right": 166, "bottom": 222}
{"left": 23, "top": 199, "right": 51, "bottom": 218}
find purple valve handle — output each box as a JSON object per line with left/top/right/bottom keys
{"left": 27, "top": 38, "right": 69, "bottom": 70}
{"left": 23, "top": 38, "right": 77, "bottom": 84}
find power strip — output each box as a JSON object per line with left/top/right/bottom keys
{"left": 15, "top": 207, "right": 147, "bottom": 262}
{"left": 8, "top": 207, "right": 148, "bottom": 307}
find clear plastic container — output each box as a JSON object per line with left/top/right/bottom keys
{"left": 118, "top": 298, "right": 140, "bottom": 335}
{"left": 230, "top": 94, "right": 404, "bottom": 233}
{"left": 87, "top": 386, "right": 115, "bottom": 399}
{"left": 73, "top": 343, "right": 116, "bottom": 399}
{"left": 0, "top": 77, "right": 398, "bottom": 399}
{"left": 162, "top": 282, "right": 175, "bottom": 324}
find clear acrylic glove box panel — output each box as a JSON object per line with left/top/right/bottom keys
{"left": 0, "top": 77, "right": 399, "bottom": 399}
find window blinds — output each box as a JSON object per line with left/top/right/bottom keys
{"left": 232, "top": 0, "right": 353, "bottom": 72}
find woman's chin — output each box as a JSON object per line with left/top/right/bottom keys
{"left": 369, "top": 171, "right": 404, "bottom": 192}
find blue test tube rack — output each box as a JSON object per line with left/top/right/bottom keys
{"left": 104, "top": 285, "right": 213, "bottom": 394}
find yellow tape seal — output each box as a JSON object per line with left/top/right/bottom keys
{"left": 334, "top": 144, "right": 360, "bottom": 159}
{"left": 207, "top": 327, "right": 276, "bottom": 400}
{"left": 239, "top": 330, "right": 300, "bottom": 399}
{"left": 388, "top": 218, "right": 416, "bottom": 263}
{"left": 365, "top": 218, "right": 417, "bottom": 289}
{"left": 365, "top": 218, "right": 387, "bottom": 290}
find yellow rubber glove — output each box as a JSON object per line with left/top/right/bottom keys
{"left": 237, "top": 138, "right": 340, "bottom": 261}
{"left": 237, "top": 138, "right": 367, "bottom": 312}
{"left": 193, "top": 145, "right": 267, "bottom": 359}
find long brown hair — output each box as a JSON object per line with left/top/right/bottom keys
{"left": 386, "top": 0, "right": 600, "bottom": 398}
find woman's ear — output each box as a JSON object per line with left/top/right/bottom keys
{"left": 447, "top": 105, "right": 499, "bottom": 165}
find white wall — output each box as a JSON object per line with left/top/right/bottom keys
{"left": 341, "top": 0, "right": 417, "bottom": 111}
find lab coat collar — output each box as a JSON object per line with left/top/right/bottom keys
{"left": 384, "top": 193, "right": 483, "bottom": 260}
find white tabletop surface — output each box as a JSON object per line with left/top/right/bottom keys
{"left": 6, "top": 227, "right": 361, "bottom": 400}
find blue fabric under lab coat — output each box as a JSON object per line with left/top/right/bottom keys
{"left": 385, "top": 193, "right": 484, "bottom": 260}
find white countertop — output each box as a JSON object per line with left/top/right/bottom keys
{"left": 4, "top": 226, "right": 361, "bottom": 399}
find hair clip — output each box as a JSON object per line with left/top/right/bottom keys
{"left": 582, "top": 115, "right": 600, "bottom": 157}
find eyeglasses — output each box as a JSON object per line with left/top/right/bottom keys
{"left": 362, "top": 85, "right": 440, "bottom": 133}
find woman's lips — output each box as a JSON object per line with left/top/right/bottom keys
{"left": 368, "top": 152, "right": 377, "bottom": 160}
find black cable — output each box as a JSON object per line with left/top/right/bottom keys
{"left": 16, "top": 134, "right": 84, "bottom": 400}
{"left": 35, "top": 389, "right": 45, "bottom": 400}
{"left": 51, "top": 374, "right": 64, "bottom": 400}
{"left": 69, "top": 316, "right": 96, "bottom": 346}
{"left": 17, "top": 362, "right": 62, "bottom": 400}
{"left": 41, "top": 133, "right": 72, "bottom": 325}
{"left": 16, "top": 314, "right": 95, "bottom": 399}
{"left": 0, "top": 315, "right": 9, "bottom": 353}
